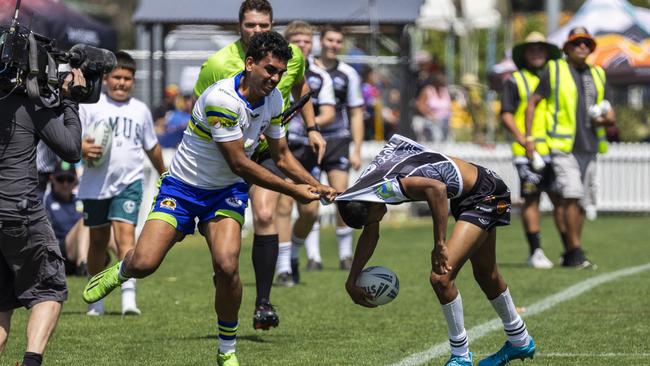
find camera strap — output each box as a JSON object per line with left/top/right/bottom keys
{"left": 26, "top": 32, "right": 60, "bottom": 109}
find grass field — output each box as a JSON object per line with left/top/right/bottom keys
{"left": 2, "top": 215, "right": 649, "bottom": 366}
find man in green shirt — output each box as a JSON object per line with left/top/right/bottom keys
{"left": 193, "top": 0, "right": 326, "bottom": 331}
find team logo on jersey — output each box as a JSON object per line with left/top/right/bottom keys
{"left": 375, "top": 182, "right": 395, "bottom": 200}
{"left": 226, "top": 197, "right": 244, "bottom": 208}
{"left": 307, "top": 75, "right": 322, "bottom": 90}
{"left": 496, "top": 201, "right": 509, "bottom": 214}
{"left": 478, "top": 218, "right": 491, "bottom": 226}
{"left": 160, "top": 197, "right": 177, "bottom": 211}
{"left": 123, "top": 200, "right": 136, "bottom": 214}
{"left": 333, "top": 76, "right": 346, "bottom": 90}
{"left": 75, "top": 200, "right": 84, "bottom": 214}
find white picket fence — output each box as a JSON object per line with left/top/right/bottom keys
{"left": 139, "top": 142, "right": 650, "bottom": 232}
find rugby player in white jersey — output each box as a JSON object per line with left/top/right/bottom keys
{"left": 82, "top": 32, "right": 336, "bottom": 366}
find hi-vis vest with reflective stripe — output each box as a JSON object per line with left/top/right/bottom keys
{"left": 546, "top": 59, "right": 608, "bottom": 153}
{"left": 512, "top": 69, "right": 550, "bottom": 157}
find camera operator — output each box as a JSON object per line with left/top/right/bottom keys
{"left": 0, "top": 69, "right": 85, "bottom": 366}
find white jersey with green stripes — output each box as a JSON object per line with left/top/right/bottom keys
{"left": 169, "top": 72, "right": 285, "bottom": 189}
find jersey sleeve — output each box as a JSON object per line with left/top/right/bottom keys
{"left": 141, "top": 105, "right": 159, "bottom": 151}
{"left": 264, "top": 90, "right": 286, "bottom": 140}
{"left": 317, "top": 70, "right": 336, "bottom": 106}
{"left": 346, "top": 67, "right": 365, "bottom": 108}
{"left": 533, "top": 67, "right": 551, "bottom": 99}
{"left": 78, "top": 103, "right": 91, "bottom": 134}
{"left": 203, "top": 90, "right": 244, "bottom": 143}
{"left": 500, "top": 77, "right": 519, "bottom": 114}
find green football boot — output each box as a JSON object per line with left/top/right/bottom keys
{"left": 82, "top": 261, "right": 125, "bottom": 304}
{"left": 217, "top": 352, "right": 239, "bottom": 366}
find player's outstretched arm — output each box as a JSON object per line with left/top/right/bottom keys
{"left": 217, "top": 138, "right": 319, "bottom": 204}
{"left": 400, "top": 177, "right": 451, "bottom": 275}
{"left": 293, "top": 80, "right": 326, "bottom": 163}
{"left": 267, "top": 136, "right": 337, "bottom": 202}
{"left": 345, "top": 222, "right": 380, "bottom": 308}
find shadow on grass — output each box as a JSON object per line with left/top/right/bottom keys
{"left": 60, "top": 310, "right": 125, "bottom": 316}
{"left": 185, "top": 334, "right": 269, "bottom": 343}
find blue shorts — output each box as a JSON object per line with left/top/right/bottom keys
{"left": 148, "top": 174, "right": 250, "bottom": 234}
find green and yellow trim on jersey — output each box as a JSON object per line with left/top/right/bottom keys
{"left": 188, "top": 115, "right": 212, "bottom": 141}
{"left": 205, "top": 105, "right": 239, "bottom": 127}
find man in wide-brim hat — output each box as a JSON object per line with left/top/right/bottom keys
{"left": 499, "top": 32, "right": 564, "bottom": 273}
{"left": 523, "top": 26, "right": 616, "bottom": 270}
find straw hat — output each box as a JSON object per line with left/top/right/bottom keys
{"left": 512, "top": 31, "right": 562, "bottom": 69}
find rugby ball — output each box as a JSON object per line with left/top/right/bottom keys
{"left": 84, "top": 118, "right": 113, "bottom": 168}
{"left": 356, "top": 266, "right": 400, "bottom": 306}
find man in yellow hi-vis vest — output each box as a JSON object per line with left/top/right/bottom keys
{"left": 501, "top": 32, "right": 565, "bottom": 269}
{"left": 525, "top": 27, "right": 616, "bottom": 268}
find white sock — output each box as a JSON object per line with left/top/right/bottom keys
{"left": 291, "top": 234, "right": 305, "bottom": 260}
{"left": 121, "top": 278, "right": 138, "bottom": 311}
{"left": 336, "top": 226, "right": 354, "bottom": 260}
{"left": 217, "top": 320, "right": 238, "bottom": 354}
{"left": 441, "top": 293, "right": 469, "bottom": 358}
{"left": 305, "top": 222, "right": 321, "bottom": 262}
{"left": 489, "top": 288, "right": 530, "bottom": 347}
{"left": 276, "top": 242, "right": 292, "bottom": 274}
{"left": 87, "top": 298, "right": 104, "bottom": 315}
{"left": 118, "top": 260, "right": 129, "bottom": 281}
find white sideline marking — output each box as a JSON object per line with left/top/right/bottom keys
{"left": 389, "top": 262, "right": 650, "bottom": 366}
{"left": 539, "top": 353, "right": 650, "bottom": 358}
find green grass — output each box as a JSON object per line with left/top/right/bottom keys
{"left": 2, "top": 215, "right": 649, "bottom": 365}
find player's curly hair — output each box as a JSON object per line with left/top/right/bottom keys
{"left": 336, "top": 200, "right": 372, "bottom": 229}
{"left": 246, "top": 31, "right": 293, "bottom": 64}
{"left": 239, "top": 0, "right": 273, "bottom": 23}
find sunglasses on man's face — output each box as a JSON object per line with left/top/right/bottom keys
{"left": 570, "top": 39, "right": 591, "bottom": 48}
{"left": 54, "top": 174, "right": 76, "bottom": 183}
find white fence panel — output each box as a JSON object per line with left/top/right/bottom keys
{"left": 139, "top": 142, "right": 650, "bottom": 233}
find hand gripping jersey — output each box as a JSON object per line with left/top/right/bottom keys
{"left": 169, "top": 72, "right": 285, "bottom": 189}
{"left": 336, "top": 134, "right": 463, "bottom": 203}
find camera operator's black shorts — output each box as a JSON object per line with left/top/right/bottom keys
{"left": 321, "top": 137, "right": 351, "bottom": 173}
{"left": 450, "top": 165, "right": 511, "bottom": 231}
{"left": 0, "top": 217, "right": 68, "bottom": 311}
{"left": 257, "top": 143, "right": 321, "bottom": 181}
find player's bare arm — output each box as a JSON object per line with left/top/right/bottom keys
{"left": 267, "top": 135, "right": 336, "bottom": 201}
{"left": 218, "top": 138, "right": 318, "bottom": 204}
{"left": 293, "top": 79, "right": 326, "bottom": 163}
{"left": 145, "top": 143, "right": 166, "bottom": 175}
{"left": 345, "top": 221, "right": 381, "bottom": 308}
{"left": 349, "top": 105, "right": 364, "bottom": 170}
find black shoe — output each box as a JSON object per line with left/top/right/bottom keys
{"left": 305, "top": 259, "right": 323, "bottom": 272}
{"left": 76, "top": 261, "right": 88, "bottom": 277}
{"left": 253, "top": 300, "right": 279, "bottom": 330}
{"left": 339, "top": 257, "right": 352, "bottom": 271}
{"left": 561, "top": 248, "right": 595, "bottom": 269}
{"left": 275, "top": 272, "right": 295, "bottom": 287}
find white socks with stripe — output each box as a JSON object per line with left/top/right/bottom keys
{"left": 489, "top": 288, "right": 530, "bottom": 347}
{"left": 441, "top": 293, "right": 469, "bottom": 358}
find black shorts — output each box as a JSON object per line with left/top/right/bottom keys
{"left": 515, "top": 163, "right": 556, "bottom": 198}
{"left": 321, "top": 137, "right": 350, "bottom": 173}
{"left": 257, "top": 143, "right": 321, "bottom": 181}
{"left": 0, "top": 217, "right": 68, "bottom": 310}
{"left": 450, "top": 165, "right": 511, "bottom": 231}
